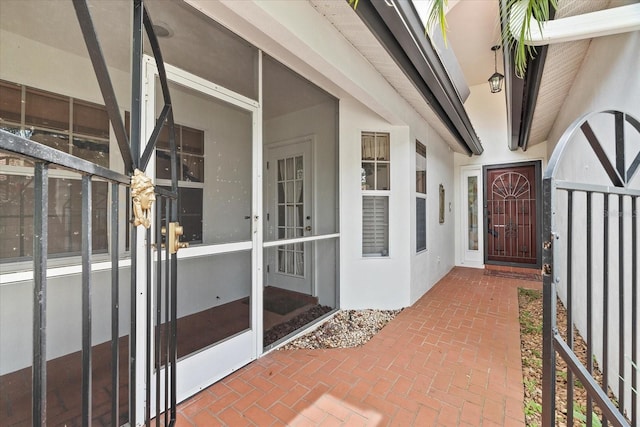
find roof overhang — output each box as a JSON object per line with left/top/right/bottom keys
{"left": 352, "top": 0, "right": 484, "bottom": 156}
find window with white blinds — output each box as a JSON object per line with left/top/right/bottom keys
{"left": 361, "top": 131, "right": 390, "bottom": 257}
{"left": 362, "top": 196, "right": 389, "bottom": 256}
{"left": 416, "top": 198, "right": 426, "bottom": 252}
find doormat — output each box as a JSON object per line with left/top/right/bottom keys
{"left": 243, "top": 294, "right": 310, "bottom": 315}
{"left": 484, "top": 269, "right": 542, "bottom": 282}
{"left": 266, "top": 294, "right": 309, "bottom": 315}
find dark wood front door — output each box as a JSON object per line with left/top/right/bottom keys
{"left": 484, "top": 162, "right": 541, "bottom": 267}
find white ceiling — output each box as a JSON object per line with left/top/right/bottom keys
{"left": 0, "top": 0, "right": 334, "bottom": 122}
{"left": 1, "top": 0, "right": 611, "bottom": 151}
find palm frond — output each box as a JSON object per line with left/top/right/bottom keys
{"left": 426, "top": 0, "right": 448, "bottom": 46}
{"left": 501, "top": 0, "right": 557, "bottom": 78}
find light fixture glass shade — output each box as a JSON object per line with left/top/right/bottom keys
{"left": 488, "top": 71, "right": 504, "bottom": 93}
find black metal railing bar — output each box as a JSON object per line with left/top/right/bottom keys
{"left": 0, "top": 130, "right": 129, "bottom": 185}
{"left": 32, "top": 163, "right": 48, "bottom": 426}
{"left": 566, "top": 189, "right": 574, "bottom": 427}
{"left": 542, "top": 110, "right": 640, "bottom": 427}
{"left": 110, "top": 182, "right": 121, "bottom": 426}
{"left": 1, "top": 0, "right": 180, "bottom": 423}
{"left": 72, "top": 0, "right": 135, "bottom": 174}
{"left": 81, "top": 175, "right": 93, "bottom": 425}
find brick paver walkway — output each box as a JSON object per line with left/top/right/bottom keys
{"left": 175, "top": 267, "right": 541, "bottom": 426}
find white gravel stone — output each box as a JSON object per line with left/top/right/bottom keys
{"left": 280, "top": 309, "right": 401, "bottom": 350}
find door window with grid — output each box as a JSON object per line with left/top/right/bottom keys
{"left": 276, "top": 155, "right": 305, "bottom": 276}
{"left": 361, "top": 132, "right": 390, "bottom": 257}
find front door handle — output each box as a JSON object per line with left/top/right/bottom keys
{"left": 161, "top": 222, "right": 189, "bottom": 254}
{"left": 305, "top": 225, "right": 311, "bottom": 232}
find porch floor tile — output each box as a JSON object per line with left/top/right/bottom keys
{"left": 175, "top": 267, "right": 541, "bottom": 426}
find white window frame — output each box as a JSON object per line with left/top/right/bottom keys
{"left": 361, "top": 131, "right": 390, "bottom": 257}
{"left": 415, "top": 140, "right": 427, "bottom": 253}
{"left": 0, "top": 80, "right": 112, "bottom": 266}
{"left": 460, "top": 166, "right": 484, "bottom": 267}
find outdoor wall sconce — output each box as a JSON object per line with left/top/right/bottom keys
{"left": 488, "top": 45, "right": 504, "bottom": 93}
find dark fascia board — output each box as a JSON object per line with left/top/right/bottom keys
{"left": 518, "top": 45, "right": 550, "bottom": 150}
{"left": 353, "top": 0, "right": 483, "bottom": 156}
{"left": 501, "top": 0, "right": 555, "bottom": 151}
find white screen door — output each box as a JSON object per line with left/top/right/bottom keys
{"left": 143, "top": 57, "right": 260, "bottom": 410}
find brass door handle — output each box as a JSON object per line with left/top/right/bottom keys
{"left": 161, "top": 222, "right": 189, "bottom": 254}
{"left": 305, "top": 225, "right": 311, "bottom": 232}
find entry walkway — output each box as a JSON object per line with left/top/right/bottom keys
{"left": 175, "top": 267, "right": 541, "bottom": 426}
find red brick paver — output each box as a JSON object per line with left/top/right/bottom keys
{"left": 176, "top": 267, "right": 540, "bottom": 426}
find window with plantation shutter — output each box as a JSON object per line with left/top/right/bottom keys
{"left": 362, "top": 196, "right": 389, "bottom": 256}
{"left": 416, "top": 198, "right": 426, "bottom": 252}
{"left": 361, "top": 131, "right": 390, "bottom": 257}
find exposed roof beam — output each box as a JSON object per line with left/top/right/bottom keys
{"left": 501, "top": 0, "right": 554, "bottom": 151}
{"left": 511, "top": 1, "right": 640, "bottom": 46}
{"left": 517, "top": 44, "right": 550, "bottom": 151}
{"left": 505, "top": 1, "right": 639, "bottom": 151}
{"left": 353, "top": 0, "right": 484, "bottom": 156}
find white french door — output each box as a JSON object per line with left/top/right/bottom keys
{"left": 265, "top": 139, "right": 313, "bottom": 295}
{"left": 141, "top": 56, "right": 262, "bottom": 412}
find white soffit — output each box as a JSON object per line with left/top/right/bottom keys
{"left": 528, "top": 0, "right": 610, "bottom": 147}
{"left": 308, "top": 0, "right": 465, "bottom": 153}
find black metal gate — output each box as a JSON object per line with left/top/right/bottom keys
{"left": 542, "top": 110, "right": 640, "bottom": 426}
{"left": 0, "top": 1, "right": 180, "bottom": 425}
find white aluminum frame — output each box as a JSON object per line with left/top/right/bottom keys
{"left": 140, "top": 55, "right": 263, "bottom": 416}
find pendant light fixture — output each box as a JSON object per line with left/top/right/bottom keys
{"left": 488, "top": 45, "right": 504, "bottom": 93}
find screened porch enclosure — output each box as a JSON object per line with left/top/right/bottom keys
{"left": 261, "top": 55, "right": 339, "bottom": 349}
{"left": 1, "top": 0, "right": 339, "bottom": 424}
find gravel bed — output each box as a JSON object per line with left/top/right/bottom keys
{"left": 280, "top": 309, "right": 401, "bottom": 350}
